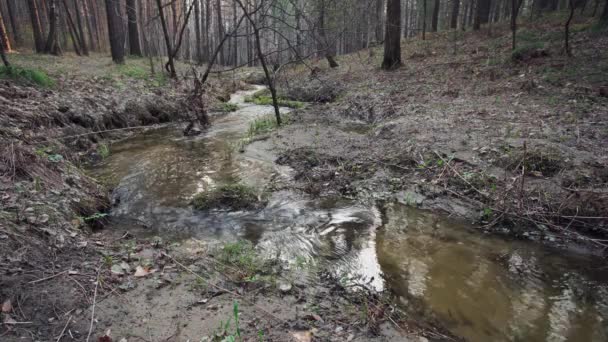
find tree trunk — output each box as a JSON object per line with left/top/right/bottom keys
{"left": 215, "top": 0, "right": 225, "bottom": 64}
{"left": 601, "top": 0, "right": 608, "bottom": 24}
{"left": 82, "top": 0, "right": 96, "bottom": 51}
{"left": 27, "top": 0, "right": 45, "bottom": 52}
{"left": 155, "top": 0, "right": 176, "bottom": 77}
{"left": 126, "top": 0, "right": 142, "bottom": 56}
{"left": 422, "top": 0, "right": 427, "bottom": 39}
{"left": 431, "top": 0, "right": 440, "bottom": 31}
{"left": 5, "top": 0, "right": 21, "bottom": 46}
{"left": 0, "top": 6, "right": 10, "bottom": 53}
{"left": 44, "top": 0, "right": 61, "bottom": 55}
{"left": 73, "top": 0, "right": 89, "bottom": 55}
{"left": 205, "top": 0, "right": 211, "bottom": 62}
{"left": 194, "top": 0, "right": 202, "bottom": 63}
{"left": 375, "top": 0, "right": 384, "bottom": 42}
{"left": 234, "top": 0, "right": 239, "bottom": 65}
{"left": 105, "top": 0, "right": 125, "bottom": 64}
{"left": 565, "top": 0, "right": 574, "bottom": 56}
{"left": 317, "top": 0, "right": 338, "bottom": 68}
{"left": 474, "top": 0, "right": 492, "bottom": 30}
{"left": 511, "top": 0, "right": 522, "bottom": 50}
{"left": 62, "top": 0, "right": 83, "bottom": 55}
{"left": 451, "top": 0, "right": 461, "bottom": 28}
{"left": 382, "top": 0, "right": 401, "bottom": 69}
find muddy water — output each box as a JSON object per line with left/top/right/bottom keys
{"left": 91, "top": 87, "right": 608, "bottom": 342}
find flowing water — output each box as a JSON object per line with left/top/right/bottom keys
{"left": 90, "top": 87, "right": 608, "bottom": 342}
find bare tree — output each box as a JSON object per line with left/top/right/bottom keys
{"left": 27, "top": 0, "right": 45, "bottom": 52}
{"left": 44, "top": 0, "right": 61, "bottom": 55}
{"left": 431, "top": 0, "right": 440, "bottom": 31}
{"left": 194, "top": 0, "right": 203, "bottom": 63}
{"left": 511, "top": 0, "right": 523, "bottom": 50}
{"left": 5, "top": 0, "right": 21, "bottom": 47}
{"left": 382, "top": 0, "right": 401, "bottom": 69}
{"left": 451, "top": 0, "right": 460, "bottom": 29}
{"left": 0, "top": 4, "right": 10, "bottom": 53}
{"left": 73, "top": 0, "right": 89, "bottom": 55}
{"left": 105, "top": 0, "right": 125, "bottom": 63}
{"left": 127, "top": 0, "right": 143, "bottom": 56}
{"left": 565, "top": 0, "right": 575, "bottom": 56}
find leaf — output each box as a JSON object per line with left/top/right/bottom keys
{"left": 134, "top": 266, "right": 155, "bottom": 277}
{"left": 291, "top": 331, "right": 312, "bottom": 342}
{"left": 2, "top": 299, "right": 12, "bottom": 313}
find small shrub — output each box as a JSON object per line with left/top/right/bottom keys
{"left": 511, "top": 43, "right": 548, "bottom": 62}
{"left": 0, "top": 66, "right": 54, "bottom": 87}
{"left": 191, "top": 183, "right": 263, "bottom": 210}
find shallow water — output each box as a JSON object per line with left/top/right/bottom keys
{"left": 91, "top": 87, "right": 608, "bottom": 342}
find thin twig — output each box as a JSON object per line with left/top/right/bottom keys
{"left": 86, "top": 266, "right": 101, "bottom": 342}
{"left": 55, "top": 315, "right": 72, "bottom": 342}
{"left": 28, "top": 270, "right": 68, "bottom": 284}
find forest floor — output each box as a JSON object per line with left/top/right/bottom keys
{"left": 0, "top": 54, "right": 440, "bottom": 340}
{"left": 1, "top": 13, "right": 608, "bottom": 342}
{"left": 271, "top": 14, "right": 608, "bottom": 254}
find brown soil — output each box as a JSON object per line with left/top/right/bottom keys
{"left": 270, "top": 19, "right": 608, "bottom": 252}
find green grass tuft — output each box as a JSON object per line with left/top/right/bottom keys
{"left": 244, "top": 89, "right": 304, "bottom": 109}
{"left": 0, "top": 66, "right": 55, "bottom": 87}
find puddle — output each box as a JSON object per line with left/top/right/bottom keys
{"left": 90, "top": 86, "right": 608, "bottom": 342}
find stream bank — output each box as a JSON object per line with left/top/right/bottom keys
{"left": 77, "top": 87, "right": 608, "bottom": 341}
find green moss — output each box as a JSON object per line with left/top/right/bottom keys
{"left": 0, "top": 66, "right": 55, "bottom": 87}
{"left": 244, "top": 89, "right": 304, "bottom": 109}
{"left": 191, "top": 183, "right": 263, "bottom": 210}
{"left": 215, "top": 102, "right": 239, "bottom": 112}
{"left": 245, "top": 95, "right": 304, "bottom": 109}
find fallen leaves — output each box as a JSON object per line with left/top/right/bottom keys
{"left": 1, "top": 299, "right": 11, "bottom": 313}
{"left": 134, "top": 265, "right": 156, "bottom": 277}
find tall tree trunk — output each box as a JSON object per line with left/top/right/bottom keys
{"left": 126, "top": 0, "right": 142, "bottom": 56}
{"left": 382, "top": 0, "right": 401, "bottom": 69}
{"left": 155, "top": 0, "right": 176, "bottom": 77}
{"left": 232, "top": 0, "right": 238, "bottom": 66}
{"left": 0, "top": 6, "right": 10, "bottom": 53}
{"left": 375, "top": 0, "right": 384, "bottom": 42}
{"left": 601, "top": 0, "right": 608, "bottom": 24}
{"left": 431, "top": 0, "right": 440, "bottom": 31}
{"left": 565, "top": 0, "right": 574, "bottom": 56}
{"left": 474, "top": 0, "right": 491, "bottom": 30}
{"left": 194, "top": 0, "right": 202, "bottom": 63}
{"left": 0, "top": 7, "right": 10, "bottom": 54}
{"left": 5, "top": 0, "right": 21, "bottom": 46}
{"left": 62, "top": 0, "right": 83, "bottom": 55}
{"left": 215, "top": 0, "right": 225, "bottom": 64}
{"left": 422, "top": 0, "right": 427, "bottom": 39}
{"left": 317, "top": 0, "right": 338, "bottom": 67}
{"left": 27, "top": 0, "right": 45, "bottom": 52}
{"left": 105, "top": 0, "right": 125, "bottom": 63}
{"left": 73, "top": 0, "right": 89, "bottom": 55}
{"left": 205, "top": 0, "right": 211, "bottom": 62}
{"left": 511, "top": 0, "right": 522, "bottom": 49}
{"left": 451, "top": 0, "right": 461, "bottom": 28}
{"left": 82, "top": 0, "right": 96, "bottom": 51}
{"left": 44, "top": 0, "right": 61, "bottom": 55}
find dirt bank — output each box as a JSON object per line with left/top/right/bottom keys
{"left": 270, "top": 19, "right": 608, "bottom": 252}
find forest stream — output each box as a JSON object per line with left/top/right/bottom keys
{"left": 89, "top": 86, "right": 608, "bottom": 342}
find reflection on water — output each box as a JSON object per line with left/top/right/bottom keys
{"left": 91, "top": 87, "right": 608, "bottom": 342}
{"left": 377, "top": 203, "right": 608, "bottom": 342}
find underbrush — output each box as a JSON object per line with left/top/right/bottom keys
{"left": 0, "top": 66, "right": 54, "bottom": 87}
{"left": 191, "top": 183, "right": 264, "bottom": 210}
